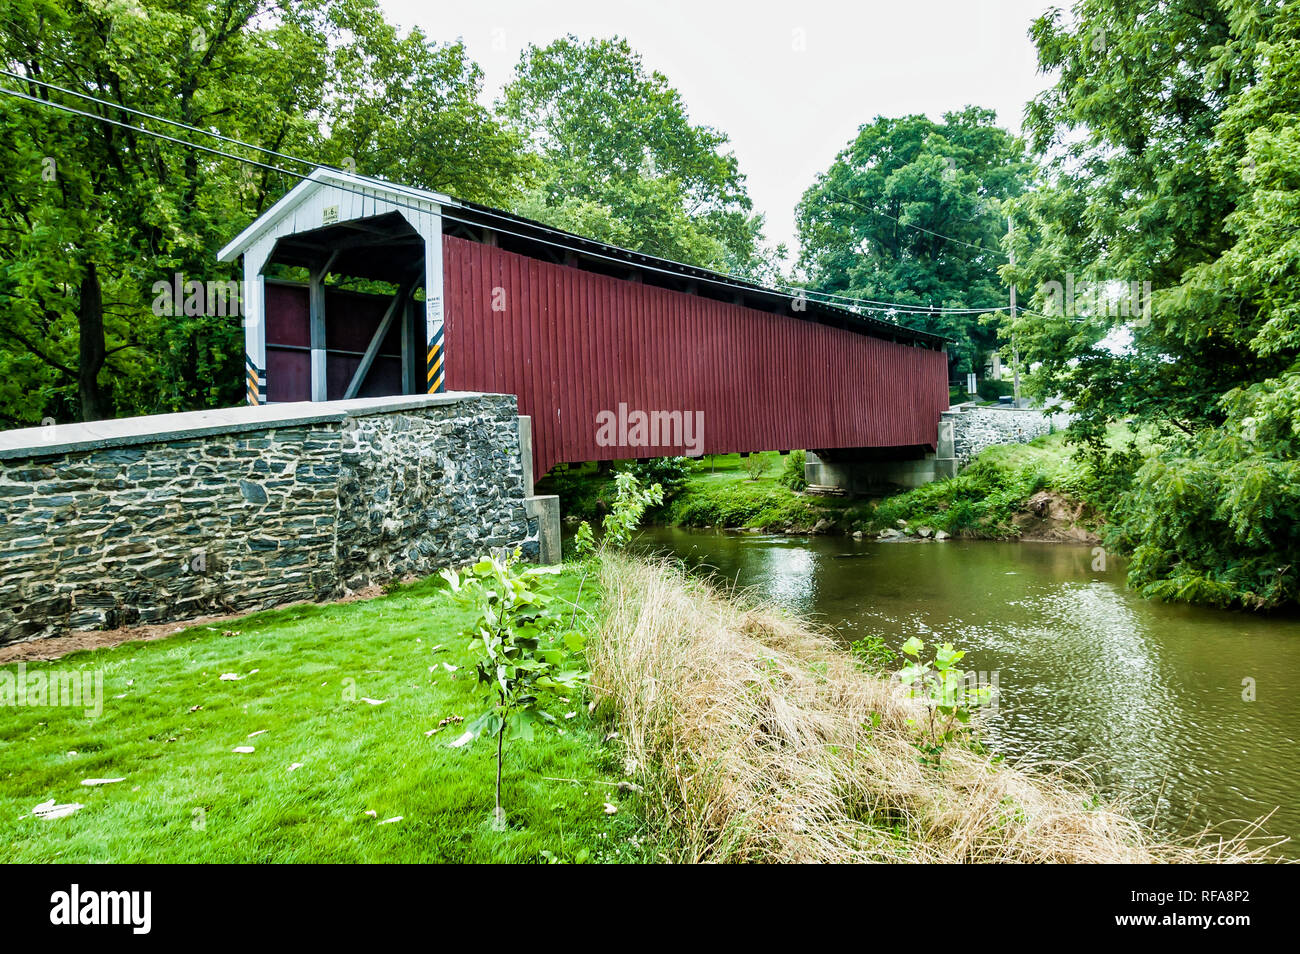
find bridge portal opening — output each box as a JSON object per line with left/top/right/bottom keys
{"left": 258, "top": 212, "right": 426, "bottom": 403}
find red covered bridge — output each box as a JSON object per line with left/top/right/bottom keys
{"left": 220, "top": 170, "right": 951, "bottom": 480}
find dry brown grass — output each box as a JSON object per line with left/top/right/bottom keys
{"left": 588, "top": 554, "right": 1280, "bottom": 863}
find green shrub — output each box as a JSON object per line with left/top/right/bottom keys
{"left": 1110, "top": 371, "right": 1300, "bottom": 609}
{"left": 780, "top": 450, "right": 807, "bottom": 491}
{"left": 630, "top": 457, "right": 693, "bottom": 500}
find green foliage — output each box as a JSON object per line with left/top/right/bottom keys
{"left": 0, "top": 0, "right": 533, "bottom": 428}
{"left": 500, "top": 35, "right": 782, "bottom": 276}
{"left": 601, "top": 471, "right": 664, "bottom": 548}
{"left": 536, "top": 463, "right": 614, "bottom": 522}
{"left": 318, "top": 24, "right": 533, "bottom": 207}
{"left": 667, "top": 481, "right": 824, "bottom": 531}
{"left": 850, "top": 632, "right": 897, "bottom": 674}
{"left": 780, "top": 450, "right": 807, "bottom": 491}
{"left": 1003, "top": 2, "right": 1300, "bottom": 607}
{"left": 629, "top": 457, "right": 692, "bottom": 500}
{"left": 867, "top": 458, "right": 1051, "bottom": 537}
{"left": 1111, "top": 370, "right": 1300, "bottom": 609}
{"left": 744, "top": 454, "right": 768, "bottom": 482}
{"left": 574, "top": 471, "right": 664, "bottom": 553}
{"left": 896, "top": 637, "right": 991, "bottom": 767}
{"left": 571, "top": 521, "right": 596, "bottom": 559}
{"left": 796, "top": 107, "right": 1034, "bottom": 373}
{"left": 440, "top": 551, "right": 589, "bottom": 824}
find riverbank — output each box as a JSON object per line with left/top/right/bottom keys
{"left": 591, "top": 553, "right": 1270, "bottom": 862}
{"left": 539, "top": 432, "right": 1105, "bottom": 543}
{"left": 1, "top": 554, "right": 1277, "bottom": 862}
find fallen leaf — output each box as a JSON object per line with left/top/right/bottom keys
{"left": 361, "top": 697, "right": 386, "bottom": 706}
{"left": 364, "top": 810, "right": 377, "bottom": 818}
{"left": 32, "top": 799, "right": 84, "bottom": 820}
{"left": 247, "top": 729, "right": 267, "bottom": 738}
{"left": 219, "top": 673, "right": 242, "bottom": 682}
{"left": 80, "top": 778, "right": 125, "bottom": 786}
{"left": 189, "top": 705, "right": 203, "bottom": 713}
{"left": 232, "top": 746, "right": 255, "bottom": 754}
{"left": 378, "top": 816, "right": 403, "bottom": 825}
{"left": 441, "top": 662, "right": 458, "bottom": 672}
{"left": 448, "top": 730, "right": 474, "bottom": 748}
{"left": 288, "top": 762, "right": 303, "bottom": 772}
{"left": 603, "top": 802, "right": 618, "bottom": 815}
{"left": 564, "top": 711, "right": 576, "bottom": 720}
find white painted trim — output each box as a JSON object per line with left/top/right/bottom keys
{"left": 423, "top": 210, "right": 445, "bottom": 392}
{"left": 218, "top": 168, "right": 456, "bottom": 262}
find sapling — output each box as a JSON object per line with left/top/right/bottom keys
{"left": 440, "top": 550, "right": 589, "bottom": 828}
{"left": 896, "top": 636, "right": 991, "bottom": 766}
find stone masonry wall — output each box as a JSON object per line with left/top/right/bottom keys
{"left": 947, "top": 405, "right": 1062, "bottom": 467}
{"left": 0, "top": 394, "right": 532, "bottom": 646}
{"left": 335, "top": 400, "right": 531, "bottom": 589}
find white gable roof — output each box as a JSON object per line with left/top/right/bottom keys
{"left": 217, "top": 167, "right": 455, "bottom": 263}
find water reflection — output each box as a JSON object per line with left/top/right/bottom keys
{"left": 635, "top": 528, "right": 1300, "bottom": 851}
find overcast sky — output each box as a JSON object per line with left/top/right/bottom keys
{"left": 381, "top": 0, "right": 1059, "bottom": 257}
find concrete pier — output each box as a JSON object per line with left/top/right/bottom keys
{"left": 518, "top": 415, "right": 562, "bottom": 564}
{"left": 804, "top": 419, "right": 958, "bottom": 495}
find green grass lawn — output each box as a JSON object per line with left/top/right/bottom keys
{"left": 0, "top": 570, "right": 649, "bottom": 863}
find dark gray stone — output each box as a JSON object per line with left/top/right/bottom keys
{"left": 0, "top": 393, "right": 538, "bottom": 644}
{"left": 239, "top": 479, "right": 269, "bottom": 504}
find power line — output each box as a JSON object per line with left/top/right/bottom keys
{"left": 0, "top": 67, "right": 325, "bottom": 172}
{"left": 824, "top": 188, "right": 1010, "bottom": 259}
{"left": 0, "top": 78, "right": 1010, "bottom": 320}
{"left": 0, "top": 84, "right": 308, "bottom": 180}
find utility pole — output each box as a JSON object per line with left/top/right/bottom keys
{"left": 1009, "top": 218, "right": 1021, "bottom": 407}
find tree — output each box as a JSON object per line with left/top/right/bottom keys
{"left": 1001, "top": 0, "right": 1287, "bottom": 442}
{"left": 441, "top": 553, "right": 588, "bottom": 827}
{"left": 315, "top": 13, "right": 533, "bottom": 207}
{"left": 1002, "top": 0, "right": 1300, "bottom": 607}
{"left": 0, "top": 0, "right": 532, "bottom": 427}
{"left": 500, "top": 35, "right": 778, "bottom": 275}
{"left": 0, "top": 0, "right": 331, "bottom": 423}
{"left": 796, "top": 108, "right": 1033, "bottom": 375}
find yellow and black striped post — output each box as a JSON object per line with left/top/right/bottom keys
{"left": 426, "top": 324, "right": 445, "bottom": 394}
{"left": 245, "top": 353, "right": 265, "bottom": 406}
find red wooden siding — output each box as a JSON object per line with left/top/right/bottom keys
{"left": 264, "top": 283, "right": 404, "bottom": 403}
{"left": 442, "top": 236, "right": 950, "bottom": 477}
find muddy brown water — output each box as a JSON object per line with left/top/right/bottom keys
{"left": 635, "top": 527, "right": 1300, "bottom": 853}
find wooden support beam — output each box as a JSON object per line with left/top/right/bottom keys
{"left": 400, "top": 295, "right": 415, "bottom": 395}
{"left": 343, "top": 272, "right": 422, "bottom": 400}
{"left": 308, "top": 251, "right": 339, "bottom": 402}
